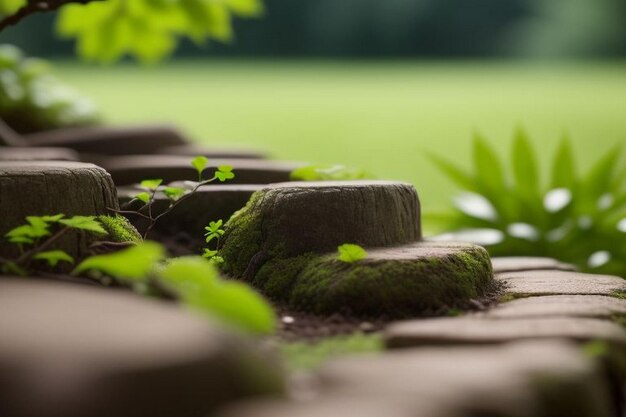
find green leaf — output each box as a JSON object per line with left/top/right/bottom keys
{"left": 159, "top": 256, "right": 276, "bottom": 334}
{"left": 583, "top": 146, "right": 621, "bottom": 199}
{"left": 205, "top": 219, "right": 224, "bottom": 233}
{"left": 1, "top": 261, "right": 27, "bottom": 276}
{"left": 511, "top": 128, "right": 539, "bottom": 198}
{"left": 59, "top": 216, "right": 108, "bottom": 235}
{"left": 38, "top": 214, "right": 65, "bottom": 223}
{"left": 202, "top": 249, "right": 219, "bottom": 258}
{"left": 215, "top": 165, "right": 235, "bottom": 182}
{"left": 551, "top": 136, "right": 576, "bottom": 189}
{"left": 163, "top": 186, "right": 186, "bottom": 201}
{"left": 428, "top": 153, "right": 475, "bottom": 191}
{"left": 337, "top": 244, "right": 367, "bottom": 263}
{"left": 140, "top": 179, "right": 163, "bottom": 190}
{"left": 33, "top": 250, "right": 74, "bottom": 267}
{"left": 472, "top": 133, "right": 505, "bottom": 193}
{"left": 191, "top": 155, "right": 208, "bottom": 180}
{"left": 73, "top": 241, "right": 165, "bottom": 279}
{"left": 134, "top": 192, "right": 151, "bottom": 204}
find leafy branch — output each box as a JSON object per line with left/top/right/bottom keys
{"left": 110, "top": 156, "right": 235, "bottom": 239}
{"left": 0, "top": 0, "right": 102, "bottom": 31}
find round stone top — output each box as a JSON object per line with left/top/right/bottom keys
{"left": 264, "top": 180, "right": 415, "bottom": 190}
{"left": 0, "top": 147, "right": 80, "bottom": 161}
{"left": 0, "top": 160, "right": 104, "bottom": 173}
{"left": 362, "top": 241, "right": 482, "bottom": 261}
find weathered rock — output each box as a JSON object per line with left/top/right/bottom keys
{"left": 384, "top": 317, "right": 626, "bottom": 349}
{"left": 496, "top": 270, "right": 626, "bottom": 297}
{"left": 24, "top": 124, "right": 187, "bottom": 155}
{"left": 221, "top": 181, "right": 421, "bottom": 273}
{"left": 0, "top": 147, "right": 80, "bottom": 161}
{"left": 282, "top": 242, "right": 493, "bottom": 316}
{"left": 478, "top": 295, "right": 626, "bottom": 320}
{"left": 157, "top": 144, "right": 268, "bottom": 160}
{"left": 318, "top": 341, "right": 615, "bottom": 417}
{"left": 0, "top": 278, "right": 285, "bottom": 417}
{"left": 0, "top": 161, "right": 120, "bottom": 259}
{"left": 492, "top": 257, "right": 576, "bottom": 273}
{"left": 98, "top": 155, "right": 303, "bottom": 185}
{"left": 221, "top": 342, "right": 615, "bottom": 417}
{"left": 117, "top": 183, "right": 264, "bottom": 239}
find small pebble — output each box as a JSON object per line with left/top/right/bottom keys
{"left": 359, "top": 321, "right": 376, "bottom": 333}
{"left": 282, "top": 315, "right": 295, "bottom": 325}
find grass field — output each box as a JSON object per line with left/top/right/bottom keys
{"left": 58, "top": 60, "right": 626, "bottom": 218}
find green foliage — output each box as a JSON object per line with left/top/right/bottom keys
{"left": 204, "top": 219, "right": 224, "bottom": 243}
{"left": 140, "top": 178, "right": 163, "bottom": 190}
{"left": 134, "top": 191, "right": 150, "bottom": 204}
{"left": 163, "top": 186, "right": 185, "bottom": 201}
{"left": 0, "top": 44, "right": 98, "bottom": 133}
{"left": 337, "top": 243, "right": 367, "bottom": 263}
{"left": 58, "top": 215, "right": 107, "bottom": 235}
{"left": 203, "top": 219, "right": 225, "bottom": 264}
{"left": 290, "top": 164, "right": 374, "bottom": 181}
{"left": 191, "top": 155, "right": 208, "bottom": 180}
{"left": 33, "top": 250, "right": 74, "bottom": 267}
{"left": 74, "top": 242, "right": 276, "bottom": 334}
{"left": 53, "top": 0, "right": 263, "bottom": 63}
{"left": 73, "top": 240, "right": 165, "bottom": 279}
{"left": 215, "top": 165, "right": 235, "bottom": 182}
{"left": 429, "top": 131, "right": 626, "bottom": 277}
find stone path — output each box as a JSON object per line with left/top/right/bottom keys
{"left": 0, "top": 278, "right": 284, "bottom": 417}
{"left": 497, "top": 269, "right": 626, "bottom": 296}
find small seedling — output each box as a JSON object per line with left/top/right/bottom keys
{"left": 111, "top": 156, "right": 235, "bottom": 239}
{"left": 203, "top": 219, "right": 225, "bottom": 265}
{"left": 337, "top": 243, "right": 367, "bottom": 263}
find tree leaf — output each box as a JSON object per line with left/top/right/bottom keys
{"left": 73, "top": 241, "right": 165, "bottom": 279}
{"left": 511, "top": 128, "right": 539, "bottom": 198}
{"left": 134, "top": 191, "right": 151, "bottom": 204}
{"left": 33, "top": 250, "right": 74, "bottom": 267}
{"left": 140, "top": 179, "right": 163, "bottom": 190}
{"left": 551, "top": 135, "right": 576, "bottom": 189}
{"left": 215, "top": 165, "right": 235, "bottom": 182}
{"left": 59, "top": 216, "right": 107, "bottom": 235}
{"left": 472, "top": 133, "right": 505, "bottom": 194}
{"left": 163, "top": 186, "right": 185, "bottom": 201}
{"left": 427, "top": 152, "right": 476, "bottom": 191}
{"left": 191, "top": 155, "right": 208, "bottom": 179}
{"left": 337, "top": 244, "right": 367, "bottom": 263}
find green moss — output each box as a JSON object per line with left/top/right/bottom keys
{"left": 281, "top": 333, "right": 383, "bottom": 371}
{"left": 97, "top": 215, "right": 141, "bottom": 243}
{"left": 290, "top": 245, "right": 492, "bottom": 316}
{"left": 611, "top": 290, "right": 626, "bottom": 299}
{"left": 253, "top": 253, "right": 316, "bottom": 301}
{"left": 220, "top": 191, "right": 266, "bottom": 277}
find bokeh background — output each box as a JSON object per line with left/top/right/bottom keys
{"left": 2, "top": 0, "right": 625, "bottom": 211}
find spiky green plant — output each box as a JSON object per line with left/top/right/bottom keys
{"left": 428, "top": 129, "right": 626, "bottom": 277}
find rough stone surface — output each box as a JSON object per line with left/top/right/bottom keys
{"left": 496, "top": 270, "right": 626, "bottom": 297}
{"left": 384, "top": 317, "right": 626, "bottom": 349}
{"left": 221, "top": 181, "right": 421, "bottom": 270}
{"left": 284, "top": 242, "right": 493, "bottom": 316}
{"left": 117, "top": 183, "right": 263, "bottom": 239}
{"left": 99, "top": 155, "right": 303, "bottom": 185}
{"left": 157, "top": 144, "right": 268, "bottom": 160}
{"left": 0, "top": 161, "right": 119, "bottom": 258}
{"left": 0, "top": 147, "right": 79, "bottom": 161}
{"left": 478, "top": 295, "right": 626, "bottom": 320}
{"left": 24, "top": 124, "right": 187, "bottom": 155}
{"left": 0, "top": 278, "right": 284, "bottom": 417}
{"left": 221, "top": 342, "right": 615, "bottom": 417}
{"left": 492, "top": 257, "right": 576, "bottom": 273}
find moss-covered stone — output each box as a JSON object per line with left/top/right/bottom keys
{"left": 289, "top": 242, "right": 493, "bottom": 316}
{"left": 97, "top": 215, "right": 142, "bottom": 243}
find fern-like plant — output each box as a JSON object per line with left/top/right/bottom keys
{"left": 428, "top": 129, "right": 626, "bottom": 277}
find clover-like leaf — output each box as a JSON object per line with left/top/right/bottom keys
{"left": 140, "top": 179, "right": 163, "bottom": 191}
{"left": 191, "top": 156, "right": 209, "bottom": 180}
{"left": 73, "top": 241, "right": 166, "bottom": 280}
{"left": 215, "top": 165, "right": 235, "bottom": 182}
{"left": 202, "top": 249, "right": 219, "bottom": 259}
{"left": 163, "top": 186, "right": 186, "bottom": 201}
{"left": 34, "top": 250, "right": 74, "bottom": 267}
{"left": 134, "top": 192, "right": 151, "bottom": 204}
{"left": 337, "top": 244, "right": 367, "bottom": 263}
{"left": 59, "top": 216, "right": 107, "bottom": 235}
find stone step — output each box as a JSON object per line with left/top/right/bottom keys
{"left": 496, "top": 270, "right": 626, "bottom": 297}
{"left": 220, "top": 341, "right": 615, "bottom": 417}
{"left": 491, "top": 257, "right": 576, "bottom": 273}
{"left": 98, "top": 155, "right": 303, "bottom": 186}
{"left": 0, "top": 277, "right": 284, "bottom": 417}
{"left": 24, "top": 124, "right": 187, "bottom": 155}
{"left": 156, "top": 144, "right": 268, "bottom": 160}
{"left": 117, "top": 183, "right": 264, "bottom": 239}
{"left": 384, "top": 317, "right": 626, "bottom": 349}
{"left": 283, "top": 241, "right": 493, "bottom": 316}
{"left": 0, "top": 161, "right": 119, "bottom": 259}
{"left": 477, "top": 295, "right": 626, "bottom": 320}
{"left": 0, "top": 147, "right": 79, "bottom": 161}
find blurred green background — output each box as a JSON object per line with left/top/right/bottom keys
{"left": 2, "top": 0, "right": 625, "bottom": 212}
